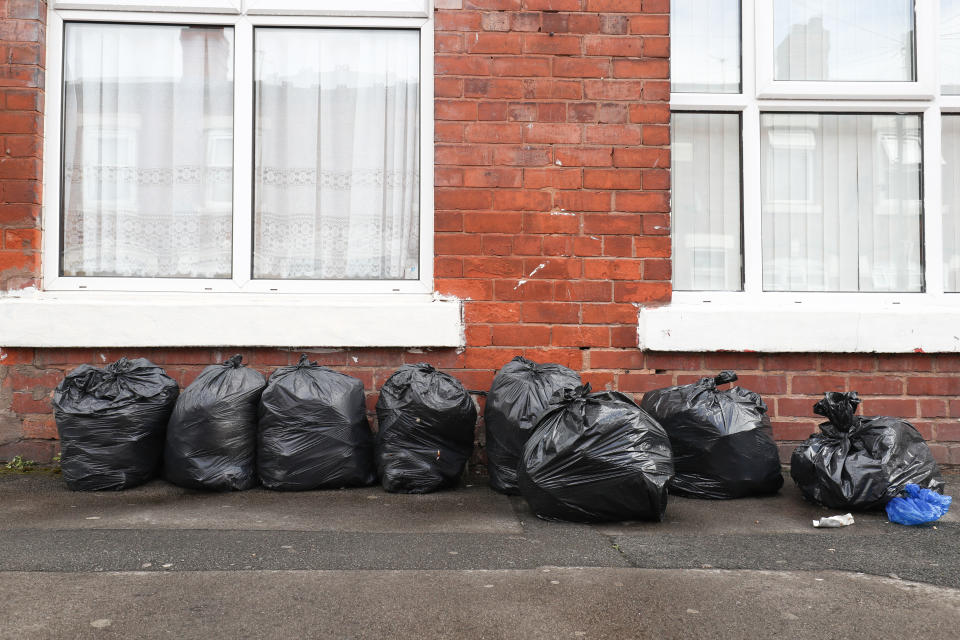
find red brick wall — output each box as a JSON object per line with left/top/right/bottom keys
{"left": 0, "top": 0, "right": 44, "bottom": 291}
{"left": 2, "top": 1, "right": 959, "bottom": 473}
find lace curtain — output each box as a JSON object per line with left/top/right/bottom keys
{"left": 61, "top": 23, "right": 234, "bottom": 278}
{"left": 253, "top": 28, "right": 420, "bottom": 280}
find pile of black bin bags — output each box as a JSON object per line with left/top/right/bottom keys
{"left": 640, "top": 371, "right": 784, "bottom": 500}
{"left": 791, "top": 391, "right": 945, "bottom": 510}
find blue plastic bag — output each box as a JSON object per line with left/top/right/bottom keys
{"left": 885, "top": 484, "right": 952, "bottom": 525}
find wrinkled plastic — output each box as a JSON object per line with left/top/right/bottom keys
{"left": 164, "top": 355, "right": 265, "bottom": 491}
{"left": 885, "top": 483, "right": 952, "bottom": 525}
{"left": 52, "top": 357, "right": 179, "bottom": 491}
{"left": 485, "top": 356, "right": 582, "bottom": 495}
{"left": 640, "top": 371, "right": 784, "bottom": 499}
{"left": 791, "top": 391, "right": 945, "bottom": 510}
{"left": 376, "top": 363, "right": 477, "bottom": 494}
{"left": 258, "top": 355, "right": 376, "bottom": 491}
{"left": 519, "top": 384, "right": 675, "bottom": 523}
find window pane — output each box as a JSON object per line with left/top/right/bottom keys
{"left": 61, "top": 23, "right": 234, "bottom": 278}
{"left": 671, "top": 0, "right": 740, "bottom": 93}
{"left": 254, "top": 28, "right": 420, "bottom": 280}
{"left": 671, "top": 113, "right": 742, "bottom": 291}
{"left": 943, "top": 0, "right": 960, "bottom": 93}
{"left": 773, "top": 0, "right": 915, "bottom": 81}
{"left": 760, "top": 113, "right": 922, "bottom": 292}
{"left": 943, "top": 116, "right": 960, "bottom": 291}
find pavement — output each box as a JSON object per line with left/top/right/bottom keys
{"left": 1, "top": 470, "right": 958, "bottom": 639}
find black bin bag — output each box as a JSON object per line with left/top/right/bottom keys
{"left": 485, "top": 356, "right": 582, "bottom": 495}
{"left": 640, "top": 371, "right": 784, "bottom": 499}
{"left": 791, "top": 391, "right": 945, "bottom": 510}
{"left": 519, "top": 384, "right": 674, "bottom": 522}
{"left": 376, "top": 363, "right": 477, "bottom": 494}
{"left": 258, "top": 355, "right": 376, "bottom": 491}
{"left": 164, "top": 355, "right": 266, "bottom": 491}
{"left": 52, "top": 357, "right": 179, "bottom": 491}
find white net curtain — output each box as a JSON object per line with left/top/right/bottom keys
{"left": 61, "top": 23, "right": 234, "bottom": 279}
{"left": 253, "top": 28, "right": 420, "bottom": 280}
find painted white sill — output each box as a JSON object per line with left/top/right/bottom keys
{"left": 638, "top": 301, "right": 960, "bottom": 353}
{"left": 0, "top": 291, "right": 463, "bottom": 348}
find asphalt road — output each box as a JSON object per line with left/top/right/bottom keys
{"left": 1, "top": 472, "right": 957, "bottom": 639}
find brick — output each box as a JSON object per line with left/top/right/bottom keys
{"left": 540, "top": 236, "right": 573, "bottom": 256}
{"left": 764, "top": 354, "right": 818, "bottom": 371}
{"left": 493, "top": 145, "right": 552, "bottom": 166}
{"left": 522, "top": 0, "right": 582, "bottom": 9}
{"left": 583, "top": 80, "right": 643, "bottom": 101}
{"left": 629, "top": 103, "right": 671, "bottom": 124}
{"left": 643, "top": 353, "right": 701, "bottom": 372}
{"left": 777, "top": 397, "right": 819, "bottom": 419}
{"left": 581, "top": 370, "right": 616, "bottom": 390}
{"left": 464, "top": 78, "right": 524, "bottom": 99}
{"left": 12, "top": 391, "right": 51, "bottom": 414}
{"left": 481, "top": 234, "right": 513, "bottom": 256}
{"left": 629, "top": 14, "right": 669, "bottom": 35}
{"left": 820, "top": 355, "right": 876, "bottom": 372}
{"left": 642, "top": 168, "right": 670, "bottom": 190}
{"left": 919, "top": 399, "right": 949, "bottom": 418}
{"left": 554, "top": 147, "right": 613, "bottom": 167}
{"left": 464, "top": 123, "right": 523, "bottom": 143}
{"left": 435, "top": 278, "right": 494, "bottom": 300}
{"left": 436, "top": 101, "right": 478, "bottom": 121}
{"left": 0, "top": 250, "right": 39, "bottom": 274}
{"left": 583, "top": 169, "right": 643, "bottom": 189}
{"left": 599, "top": 14, "right": 629, "bottom": 35}
{"left": 612, "top": 59, "right": 669, "bottom": 78}
{"left": 512, "top": 235, "right": 542, "bottom": 255}
{"left": 613, "top": 281, "right": 670, "bottom": 303}
{"left": 555, "top": 191, "right": 611, "bottom": 212}
{"left": 583, "top": 213, "right": 644, "bottom": 235}
{"left": 435, "top": 168, "right": 464, "bottom": 187}
{"left": 771, "top": 421, "right": 819, "bottom": 441}
{"left": 537, "top": 103, "right": 567, "bottom": 122}
{"left": 572, "top": 235, "right": 603, "bottom": 256}
{"left": 596, "top": 103, "right": 630, "bottom": 126}
{"left": 2, "top": 228, "right": 39, "bottom": 251}
{"left": 643, "top": 37, "right": 669, "bottom": 58}
{"left": 910, "top": 421, "right": 936, "bottom": 440}
{"left": 466, "top": 33, "right": 522, "bottom": 54}
{"left": 435, "top": 256, "right": 462, "bottom": 277}
{"left": 435, "top": 210, "right": 462, "bottom": 232}
{"left": 523, "top": 212, "right": 579, "bottom": 234}
{"left": 492, "top": 325, "right": 551, "bottom": 346}
{"left": 935, "top": 355, "right": 960, "bottom": 372}
{"left": 463, "top": 168, "right": 522, "bottom": 188}
{"left": 0, "top": 202, "right": 40, "bottom": 225}
{"left": 492, "top": 190, "right": 552, "bottom": 211}
{"left": 504, "top": 102, "right": 536, "bottom": 121}
{"left": 633, "top": 236, "right": 670, "bottom": 258}
{"left": 603, "top": 236, "right": 633, "bottom": 257}
{"left": 732, "top": 374, "right": 786, "bottom": 395}
{"left": 435, "top": 122, "right": 464, "bottom": 142}
{"left": 791, "top": 375, "right": 846, "bottom": 396}
{"left": 435, "top": 77, "right": 463, "bottom": 97}
{"left": 526, "top": 258, "right": 581, "bottom": 279}
{"left": 936, "top": 423, "right": 960, "bottom": 441}
{"left": 614, "top": 148, "right": 668, "bottom": 168}
{"left": 584, "top": 35, "right": 644, "bottom": 57}
{"left": 0, "top": 347, "right": 33, "bottom": 364}
{"left": 435, "top": 33, "right": 463, "bottom": 53}
{"left": 552, "top": 325, "right": 609, "bottom": 347}
{"left": 523, "top": 123, "right": 582, "bottom": 144}
{"left": 583, "top": 258, "right": 643, "bottom": 280}
{"left": 590, "top": 349, "right": 645, "bottom": 370}
{"left": 435, "top": 234, "right": 482, "bottom": 255}
{"left": 526, "top": 79, "right": 583, "bottom": 100}
{"left": 463, "top": 256, "right": 525, "bottom": 277}
{"left": 850, "top": 376, "right": 904, "bottom": 395}
{"left": 876, "top": 354, "right": 934, "bottom": 372}
{"left": 465, "top": 302, "right": 522, "bottom": 323}
{"left": 22, "top": 414, "right": 58, "bottom": 440}
{"left": 465, "top": 0, "right": 522, "bottom": 8}
{"left": 465, "top": 325, "right": 492, "bottom": 346}
{"left": 700, "top": 353, "right": 761, "bottom": 372}
{"left": 435, "top": 189, "right": 493, "bottom": 210}
{"left": 522, "top": 302, "right": 580, "bottom": 324}
{"left": 585, "top": 0, "right": 646, "bottom": 10}
{"left": 906, "top": 377, "right": 960, "bottom": 396}
{"left": 512, "top": 12, "right": 543, "bottom": 32}
{"left": 522, "top": 347, "right": 583, "bottom": 370}
{"left": 523, "top": 168, "right": 582, "bottom": 189}
{"left": 494, "top": 278, "right": 553, "bottom": 301}
{"left": 585, "top": 124, "right": 643, "bottom": 145}
{"left": 554, "top": 281, "right": 612, "bottom": 302}
{"left": 4, "top": 366, "right": 62, "bottom": 391}
{"left": 541, "top": 12, "right": 569, "bottom": 33}
{"left": 523, "top": 34, "right": 582, "bottom": 56}
{"left": 491, "top": 57, "right": 551, "bottom": 77}
{"left": 480, "top": 12, "right": 510, "bottom": 31}
{"left": 860, "top": 398, "right": 917, "bottom": 418}
{"left": 641, "top": 124, "right": 670, "bottom": 145}
{"left": 436, "top": 145, "right": 491, "bottom": 166}
{"left": 567, "top": 103, "right": 598, "bottom": 123}
{"left": 553, "top": 57, "right": 609, "bottom": 78}
{"left": 582, "top": 302, "right": 637, "bottom": 324}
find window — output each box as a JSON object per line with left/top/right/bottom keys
{"left": 45, "top": 0, "right": 432, "bottom": 294}
{"left": 649, "top": 1, "right": 960, "bottom": 351}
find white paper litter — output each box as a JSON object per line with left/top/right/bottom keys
{"left": 812, "top": 513, "right": 855, "bottom": 528}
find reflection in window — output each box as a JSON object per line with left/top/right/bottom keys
{"left": 942, "top": 0, "right": 960, "bottom": 93}
{"left": 671, "top": 0, "right": 740, "bottom": 93}
{"left": 943, "top": 116, "right": 960, "bottom": 291}
{"left": 671, "top": 113, "right": 742, "bottom": 291}
{"left": 773, "top": 0, "right": 915, "bottom": 82}
{"left": 61, "top": 23, "right": 234, "bottom": 278}
{"left": 760, "top": 113, "right": 922, "bottom": 292}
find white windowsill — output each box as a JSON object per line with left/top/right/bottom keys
{"left": 638, "top": 301, "right": 960, "bottom": 353}
{"left": 0, "top": 290, "right": 463, "bottom": 348}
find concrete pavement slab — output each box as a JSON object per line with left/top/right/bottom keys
{"left": 2, "top": 568, "right": 958, "bottom": 640}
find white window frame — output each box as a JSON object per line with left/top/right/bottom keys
{"left": 0, "top": 0, "right": 462, "bottom": 349}
{"left": 43, "top": 3, "right": 435, "bottom": 295}
{"left": 648, "top": 0, "right": 960, "bottom": 352}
